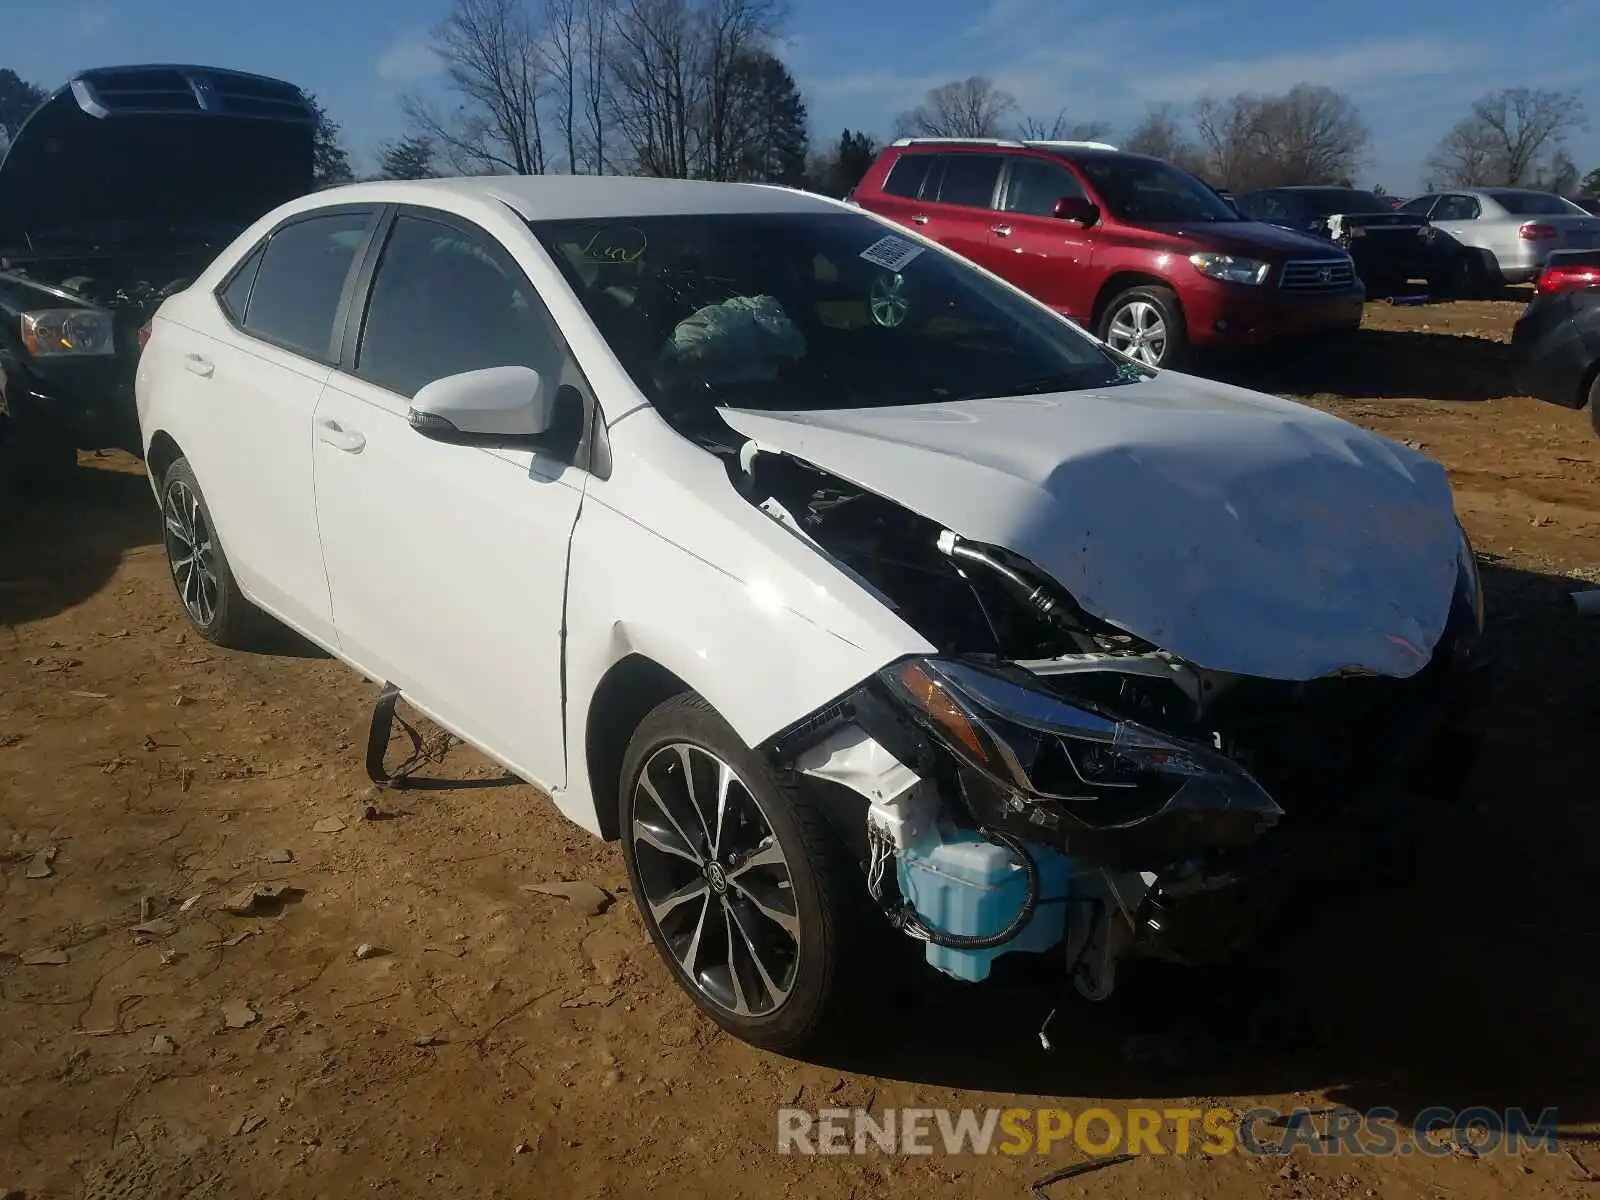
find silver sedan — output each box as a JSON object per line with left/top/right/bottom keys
{"left": 1399, "top": 188, "right": 1600, "bottom": 286}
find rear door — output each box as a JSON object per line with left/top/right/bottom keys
{"left": 165, "top": 206, "right": 378, "bottom": 645}
{"left": 923, "top": 152, "right": 1007, "bottom": 266}
{"left": 988, "top": 154, "right": 1098, "bottom": 319}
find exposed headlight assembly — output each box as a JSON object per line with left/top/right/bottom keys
{"left": 880, "top": 658, "right": 1281, "bottom": 831}
{"left": 1188, "top": 252, "right": 1271, "bottom": 286}
{"left": 20, "top": 309, "right": 116, "bottom": 357}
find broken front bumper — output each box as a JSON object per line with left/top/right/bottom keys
{"left": 774, "top": 607, "right": 1489, "bottom": 991}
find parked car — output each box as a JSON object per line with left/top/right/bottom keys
{"left": 1397, "top": 189, "right": 1600, "bottom": 292}
{"left": 850, "top": 138, "right": 1364, "bottom": 370}
{"left": 136, "top": 176, "right": 1486, "bottom": 1052}
{"left": 1233, "top": 186, "right": 1461, "bottom": 296}
{"left": 0, "top": 64, "right": 316, "bottom": 490}
{"left": 1511, "top": 249, "right": 1600, "bottom": 437}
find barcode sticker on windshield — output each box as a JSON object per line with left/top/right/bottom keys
{"left": 859, "top": 235, "right": 925, "bottom": 272}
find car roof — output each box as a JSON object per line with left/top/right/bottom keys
{"left": 288, "top": 175, "right": 844, "bottom": 222}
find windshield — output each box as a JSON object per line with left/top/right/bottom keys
{"left": 1074, "top": 156, "right": 1240, "bottom": 223}
{"left": 529, "top": 211, "right": 1135, "bottom": 422}
{"left": 1489, "top": 191, "right": 1587, "bottom": 216}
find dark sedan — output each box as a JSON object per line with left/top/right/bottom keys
{"left": 1233, "top": 186, "right": 1461, "bottom": 296}
{"left": 1510, "top": 249, "right": 1600, "bottom": 437}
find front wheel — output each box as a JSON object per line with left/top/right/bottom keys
{"left": 160, "top": 457, "right": 271, "bottom": 648}
{"left": 1098, "top": 284, "right": 1190, "bottom": 371}
{"left": 619, "top": 693, "right": 866, "bottom": 1053}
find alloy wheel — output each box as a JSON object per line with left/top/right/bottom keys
{"left": 1106, "top": 299, "right": 1168, "bottom": 367}
{"left": 631, "top": 743, "right": 801, "bottom": 1018}
{"left": 163, "top": 479, "right": 220, "bottom": 627}
{"left": 869, "top": 273, "right": 911, "bottom": 328}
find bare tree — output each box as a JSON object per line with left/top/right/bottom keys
{"left": 606, "top": 0, "right": 788, "bottom": 178}
{"left": 1016, "top": 110, "right": 1110, "bottom": 142}
{"left": 893, "top": 76, "right": 1017, "bottom": 140}
{"left": 1255, "top": 84, "right": 1368, "bottom": 186}
{"left": 607, "top": 0, "right": 701, "bottom": 177}
{"left": 1192, "top": 85, "right": 1368, "bottom": 190}
{"left": 402, "top": 0, "right": 550, "bottom": 175}
{"left": 1122, "top": 102, "right": 1202, "bottom": 169}
{"left": 579, "top": 0, "right": 613, "bottom": 171}
{"left": 544, "top": 0, "right": 582, "bottom": 171}
{"left": 698, "top": 0, "right": 791, "bottom": 181}
{"left": 1425, "top": 87, "right": 1587, "bottom": 188}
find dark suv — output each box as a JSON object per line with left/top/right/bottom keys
{"left": 0, "top": 64, "right": 316, "bottom": 490}
{"left": 851, "top": 138, "right": 1364, "bottom": 369}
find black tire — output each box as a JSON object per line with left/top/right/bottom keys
{"left": 618, "top": 693, "right": 867, "bottom": 1053}
{"left": 1588, "top": 369, "right": 1600, "bottom": 439}
{"left": 1097, "top": 284, "right": 1191, "bottom": 371}
{"left": 159, "top": 457, "right": 271, "bottom": 648}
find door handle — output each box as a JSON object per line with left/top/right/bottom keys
{"left": 911, "top": 214, "right": 929, "bottom": 225}
{"left": 182, "top": 353, "right": 213, "bottom": 378}
{"left": 316, "top": 419, "right": 366, "bottom": 453}
{"left": 991, "top": 224, "right": 1013, "bottom": 237}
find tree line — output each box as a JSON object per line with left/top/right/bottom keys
{"left": 4, "top": 14, "right": 1599, "bottom": 200}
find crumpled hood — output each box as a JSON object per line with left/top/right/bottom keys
{"left": 721, "top": 374, "right": 1462, "bottom": 682}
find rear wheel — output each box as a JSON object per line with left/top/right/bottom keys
{"left": 1588, "top": 370, "right": 1600, "bottom": 438}
{"left": 1099, "top": 284, "right": 1190, "bottom": 370}
{"left": 160, "top": 457, "right": 271, "bottom": 648}
{"left": 619, "top": 693, "right": 867, "bottom": 1053}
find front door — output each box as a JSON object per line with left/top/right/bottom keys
{"left": 312, "top": 210, "right": 591, "bottom": 791}
{"left": 988, "top": 156, "right": 1098, "bottom": 321}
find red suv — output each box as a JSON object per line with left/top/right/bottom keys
{"left": 851, "top": 138, "right": 1365, "bottom": 369}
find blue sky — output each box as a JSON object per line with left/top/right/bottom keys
{"left": 7, "top": 0, "right": 1599, "bottom": 190}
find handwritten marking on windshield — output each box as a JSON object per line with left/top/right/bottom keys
{"left": 575, "top": 227, "right": 648, "bottom": 265}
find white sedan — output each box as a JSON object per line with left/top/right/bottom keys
{"left": 136, "top": 175, "right": 1486, "bottom": 1053}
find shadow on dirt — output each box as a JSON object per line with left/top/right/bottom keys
{"left": 1208, "top": 327, "right": 1518, "bottom": 404}
{"left": 811, "top": 558, "right": 1600, "bottom": 1130}
{"left": 0, "top": 458, "right": 159, "bottom": 628}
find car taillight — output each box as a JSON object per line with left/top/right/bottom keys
{"left": 137, "top": 320, "right": 153, "bottom": 352}
{"left": 1536, "top": 263, "right": 1600, "bottom": 294}
{"left": 1519, "top": 222, "right": 1557, "bottom": 241}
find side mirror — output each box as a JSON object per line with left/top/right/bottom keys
{"left": 1052, "top": 196, "right": 1099, "bottom": 225}
{"left": 408, "top": 365, "right": 560, "bottom": 449}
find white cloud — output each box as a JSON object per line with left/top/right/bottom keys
{"left": 376, "top": 32, "right": 441, "bottom": 85}
{"left": 70, "top": 3, "right": 114, "bottom": 37}
{"left": 1139, "top": 36, "right": 1483, "bottom": 103}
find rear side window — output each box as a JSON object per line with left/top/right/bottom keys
{"left": 882, "top": 154, "right": 933, "bottom": 199}
{"left": 217, "top": 246, "right": 264, "bottom": 323}
{"left": 934, "top": 154, "right": 1004, "bottom": 209}
{"left": 356, "top": 214, "right": 571, "bottom": 400}
{"left": 242, "top": 212, "right": 372, "bottom": 360}
{"left": 1491, "top": 191, "right": 1578, "bottom": 216}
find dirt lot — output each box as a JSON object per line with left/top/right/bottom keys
{"left": 2, "top": 297, "right": 1599, "bottom": 1200}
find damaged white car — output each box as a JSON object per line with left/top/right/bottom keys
{"left": 135, "top": 176, "right": 1487, "bottom": 1052}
